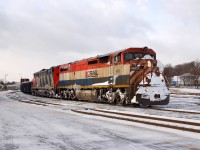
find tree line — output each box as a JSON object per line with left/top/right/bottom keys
{"left": 0, "top": 81, "right": 17, "bottom": 85}
{"left": 164, "top": 60, "right": 200, "bottom": 87}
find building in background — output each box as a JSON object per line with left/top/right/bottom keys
{"left": 0, "top": 79, "right": 4, "bottom": 90}
{"left": 171, "top": 73, "right": 200, "bottom": 87}
{"left": 6, "top": 82, "right": 20, "bottom": 90}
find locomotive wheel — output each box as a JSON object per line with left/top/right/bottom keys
{"left": 113, "top": 98, "right": 117, "bottom": 105}
{"left": 115, "top": 96, "right": 121, "bottom": 104}
{"left": 66, "top": 93, "right": 70, "bottom": 100}
{"left": 122, "top": 98, "right": 128, "bottom": 105}
{"left": 70, "top": 94, "right": 77, "bottom": 100}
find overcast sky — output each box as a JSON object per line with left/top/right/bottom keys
{"left": 0, "top": 0, "right": 200, "bottom": 81}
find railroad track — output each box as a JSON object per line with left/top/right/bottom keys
{"left": 12, "top": 99, "right": 200, "bottom": 134}
{"left": 6, "top": 91, "right": 65, "bottom": 106}
{"left": 18, "top": 97, "right": 200, "bottom": 115}
{"left": 7, "top": 91, "right": 200, "bottom": 115}
{"left": 18, "top": 99, "right": 65, "bottom": 107}
{"left": 72, "top": 108, "right": 200, "bottom": 133}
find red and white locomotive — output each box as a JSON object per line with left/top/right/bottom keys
{"left": 21, "top": 47, "right": 170, "bottom": 106}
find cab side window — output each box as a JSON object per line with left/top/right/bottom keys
{"left": 114, "top": 53, "right": 121, "bottom": 63}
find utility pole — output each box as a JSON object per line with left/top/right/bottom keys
{"left": 5, "top": 74, "right": 8, "bottom": 90}
{"left": 19, "top": 74, "right": 22, "bottom": 82}
{"left": 5, "top": 74, "right": 8, "bottom": 84}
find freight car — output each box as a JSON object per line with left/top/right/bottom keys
{"left": 20, "top": 81, "right": 32, "bottom": 94}
{"left": 24, "top": 47, "right": 170, "bottom": 106}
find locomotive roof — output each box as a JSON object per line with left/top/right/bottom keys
{"left": 59, "top": 48, "right": 127, "bottom": 65}
{"left": 34, "top": 47, "right": 154, "bottom": 72}
{"left": 71, "top": 47, "right": 152, "bottom": 63}
{"left": 97, "top": 49, "right": 124, "bottom": 58}
{"left": 34, "top": 66, "right": 59, "bottom": 75}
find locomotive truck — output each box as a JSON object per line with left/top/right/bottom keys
{"left": 21, "top": 47, "right": 170, "bottom": 106}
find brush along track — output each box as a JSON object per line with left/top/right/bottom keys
{"left": 71, "top": 108, "right": 200, "bottom": 133}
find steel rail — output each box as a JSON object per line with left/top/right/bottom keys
{"left": 150, "top": 107, "right": 200, "bottom": 115}
{"left": 91, "top": 108, "right": 200, "bottom": 126}
{"left": 8, "top": 91, "right": 200, "bottom": 117}
{"left": 71, "top": 109, "right": 200, "bottom": 133}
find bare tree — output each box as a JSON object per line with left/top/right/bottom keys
{"left": 164, "top": 64, "right": 174, "bottom": 85}
{"left": 190, "top": 60, "right": 200, "bottom": 88}
{"left": 0, "top": 81, "right": 4, "bottom": 85}
{"left": 164, "top": 60, "right": 200, "bottom": 87}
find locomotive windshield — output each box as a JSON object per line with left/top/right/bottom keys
{"left": 124, "top": 53, "right": 133, "bottom": 61}
{"left": 124, "top": 52, "right": 143, "bottom": 61}
{"left": 134, "top": 52, "right": 143, "bottom": 59}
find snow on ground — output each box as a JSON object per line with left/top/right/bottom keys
{"left": 2, "top": 88, "right": 200, "bottom": 149}
{"left": 0, "top": 90, "right": 200, "bottom": 150}
{"left": 8, "top": 89, "right": 200, "bottom": 121}
{"left": 170, "top": 87, "right": 200, "bottom": 94}
{"left": 1, "top": 90, "right": 200, "bottom": 150}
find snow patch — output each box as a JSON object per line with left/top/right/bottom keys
{"left": 142, "top": 54, "right": 153, "bottom": 60}
{"left": 170, "top": 87, "right": 200, "bottom": 94}
{"left": 93, "top": 81, "right": 109, "bottom": 86}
